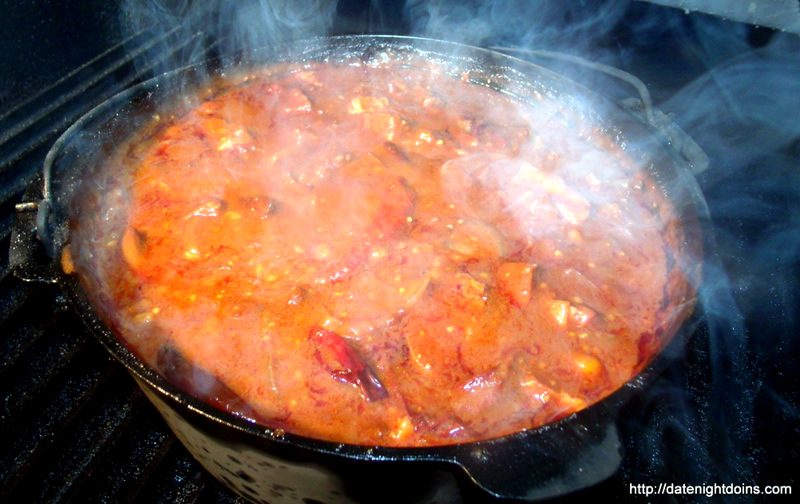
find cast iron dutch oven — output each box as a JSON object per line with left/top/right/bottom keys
{"left": 10, "top": 36, "right": 710, "bottom": 503}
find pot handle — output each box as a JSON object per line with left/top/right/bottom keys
{"left": 453, "top": 423, "right": 622, "bottom": 500}
{"left": 491, "top": 47, "right": 656, "bottom": 124}
{"left": 10, "top": 198, "right": 61, "bottom": 284}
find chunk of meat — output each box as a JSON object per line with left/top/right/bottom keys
{"left": 325, "top": 241, "right": 434, "bottom": 335}
{"left": 449, "top": 356, "right": 576, "bottom": 436}
{"left": 540, "top": 267, "right": 614, "bottom": 316}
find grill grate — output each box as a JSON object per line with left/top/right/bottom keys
{"left": 0, "top": 280, "right": 248, "bottom": 504}
{"left": 0, "top": 26, "right": 246, "bottom": 503}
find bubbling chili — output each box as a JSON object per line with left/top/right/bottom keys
{"left": 69, "top": 59, "right": 693, "bottom": 446}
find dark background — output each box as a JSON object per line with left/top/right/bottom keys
{"left": 1, "top": 0, "right": 798, "bottom": 502}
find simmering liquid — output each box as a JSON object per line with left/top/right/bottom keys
{"left": 69, "top": 60, "right": 693, "bottom": 446}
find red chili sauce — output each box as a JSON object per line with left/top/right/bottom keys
{"left": 69, "top": 60, "right": 693, "bottom": 446}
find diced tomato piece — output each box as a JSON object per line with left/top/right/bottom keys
{"left": 363, "top": 112, "right": 397, "bottom": 141}
{"left": 496, "top": 263, "right": 535, "bottom": 308}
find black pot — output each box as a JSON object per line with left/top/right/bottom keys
{"left": 10, "top": 35, "right": 709, "bottom": 502}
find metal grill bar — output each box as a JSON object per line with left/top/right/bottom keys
{"left": 0, "top": 28, "right": 179, "bottom": 147}
{"left": 0, "top": 149, "right": 46, "bottom": 209}
{"left": 29, "top": 391, "right": 138, "bottom": 502}
{"left": 0, "top": 362, "right": 108, "bottom": 496}
{"left": 70, "top": 405, "right": 175, "bottom": 502}
{"left": 0, "top": 309, "right": 52, "bottom": 373}
{"left": 0, "top": 327, "right": 87, "bottom": 427}
{"left": 0, "top": 29, "right": 206, "bottom": 205}
{"left": 0, "top": 30, "right": 147, "bottom": 125}
{"left": 0, "top": 22, "right": 240, "bottom": 502}
{"left": 0, "top": 199, "right": 16, "bottom": 241}
{"left": 0, "top": 277, "right": 31, "bottom": 324}
{"left": 138, "top": 449, "right": 210, "bottom": 504}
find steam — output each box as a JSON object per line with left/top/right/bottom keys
{"left": 120, "top": 0, "right": 338, "bottom": 77}
{"left": 405, "top": 0, "right": 629, "bottom": 53}
{"left": 403, "top": 0, "right": 800, "bottom": 490}
{"left": 109, "top": 0, "right": 800, "bottom": 493}
{"left": 660, "top": 29, "right": 800, "bottom": 487}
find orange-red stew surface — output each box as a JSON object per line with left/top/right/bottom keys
{"left": 71, "top": 60, "right": 692, "bottom": 446}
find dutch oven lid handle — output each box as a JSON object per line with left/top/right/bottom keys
{"left": 453, "top": 422, "right": 622, "bottom": 500}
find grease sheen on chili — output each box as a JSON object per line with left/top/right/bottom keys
{"left": 69, "top": 59, "right": 692, "bottom": 446}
